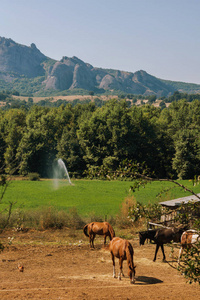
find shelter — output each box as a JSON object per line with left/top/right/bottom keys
{"left": 148, "top": 193, "right": 200, "bottom": 229}
{"left": 159, "top": 193, "right": 200, "bottom": 208}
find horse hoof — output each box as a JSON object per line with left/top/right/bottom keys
{"left": 118, "top": 277, "right": 121, "bottom": 281}
{"left": 131, "top": 280, "right": 135, "bottom": 284}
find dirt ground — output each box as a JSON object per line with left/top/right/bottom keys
{"left": 0, "top": 229, "right": 199, "bottom": 300}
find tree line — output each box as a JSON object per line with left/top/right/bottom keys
{"left": 1, "top": 97, "right": 200, "bottom": 179}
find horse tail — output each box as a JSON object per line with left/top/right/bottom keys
{"left": 126, "top": 241, "right": 134, "bottom": 271}
{"left": 108, "top": 224, "right": 115, "bottom": 240}
{"left": 83, "top": 224, "right": 89, "bottom": 237}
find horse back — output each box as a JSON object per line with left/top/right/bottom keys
{"left": 109, "top": 237, "right": 126, "bottom": 257}
{"left": 88, "top": 222, "right": 109, "bottom": 235}
{"left": 155, "top": 227, "right": 182, "bottom": 244}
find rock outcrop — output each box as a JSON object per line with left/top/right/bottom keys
{"left": 0, "top": 37, "right": 176, "bottom": 96}
{"left": 0, "top": 37, "right": 46, "bottom": 77}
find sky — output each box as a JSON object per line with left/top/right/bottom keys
{"left": 1, "top": 0, "right": 200, "bottom": 84}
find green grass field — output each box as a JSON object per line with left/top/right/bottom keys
{"left": 1, "top": 178, "right": 200, "bottom": 219}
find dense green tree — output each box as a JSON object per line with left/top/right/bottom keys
{"left": 16, "top": 106, "right": 58, "bottom": 177}
{"left": 77, "top": 99, "right": 135, "bottom": 169}
{"left": 0, "top": 109, "right": 26, "bottom": 173}
{"left": 172, "top": 130, "right": 200, "bottom": 179}
{"left": 1, "top": 97, "right": 200, "bottom": 179}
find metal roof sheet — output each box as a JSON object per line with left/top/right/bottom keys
{"left": 159, "top": 193, "right": 200, "bottom": 207}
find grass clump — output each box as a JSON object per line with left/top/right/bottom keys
{"left": 28, "top": 173, "right": 40, "bottom": 181}
{"left": 0, "top": 207, "right": 85, "bottom": 231}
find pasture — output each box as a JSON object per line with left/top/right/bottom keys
{"left": 1, "top": 179, "right": 200, "bottom": 299}
{"left": 2, "top": 178, "right": 200, "bottom": 219}
{"left": 0, "top": 229, "right": 199, "bottom": 299}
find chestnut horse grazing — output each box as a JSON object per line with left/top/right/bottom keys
{"left": 178, "top": 230, "right": 200, "bottom": 264}
{"left": 109, "top": 237, "right": 136, "bottom": 284}
{"left": 83, "top": 222, "right": 115, "bottom": 248}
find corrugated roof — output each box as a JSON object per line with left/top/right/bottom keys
{"left": 159, "top": 193, "right": 200, "bottom": 207}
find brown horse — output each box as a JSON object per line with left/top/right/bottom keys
{"left": 139, "top": 226, "right": 185, "bottom": 262}
{"left": 83, "top": 222, "right": 115, "bottom": 248}
{"left": 178, "top": 230, "right": 200, "bottom": 264}
{"left": 109, "top": 237, "right": 136, "bottom": 284}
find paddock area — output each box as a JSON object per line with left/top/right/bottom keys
{"left": 0, "top": 229, "right": 199, "bottom": 299}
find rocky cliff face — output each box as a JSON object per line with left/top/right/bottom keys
{"left": 44, "top": 57, "right": 175, "bottom": 96}
{"left": 0, "top": 37, "right": 46, "bottom": 77}
{"left": 0, "top": 37, "right": 176, "bottom": 96}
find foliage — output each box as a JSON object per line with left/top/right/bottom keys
{"left": 175, "top": 202, "right": 200, "bottom": 229}
{"left": 178, "top": 241, "right": 200, "bottom": 284}
{"left": 128, "top": 201, "right": 164, "bottom": 223}
{"left": 1, "top": 97, "right": 200, "bottom": 180}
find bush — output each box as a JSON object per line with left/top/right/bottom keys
{"left": 116, "top": 196, "right": 138, "bottom": 228}
{"left": 28, "top": 173, "right": 40, "bottom": 181}
{"left": 128, "top": 200, "right": 164, "bottom": 223}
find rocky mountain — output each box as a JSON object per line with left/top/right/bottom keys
{"left": 43, "top": 56, "right": 175, "bottom": 96}
{"left": 0, "top": 37, "right": 46, "bottom": 78}
{"left": 0, "top": 37, "right": 199, "bottom": 96}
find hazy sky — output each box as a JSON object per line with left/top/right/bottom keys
{"left": 1, "top": 0, "right": 200, "bottom": 84}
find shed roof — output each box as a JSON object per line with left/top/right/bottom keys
{"left": 159, "top": 193, "right": 200, "bottom": 207}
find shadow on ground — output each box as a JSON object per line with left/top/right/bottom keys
{"left": 136, "top": 276, "right": 163, "bottom": 285}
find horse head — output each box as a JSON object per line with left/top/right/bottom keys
{"left": 139, "top": 232, "right": 146, "bottom": 245}
{"left": 128, "top": 265, "right": 136, "bottom": 284}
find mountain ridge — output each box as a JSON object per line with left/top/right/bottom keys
{"left": 0, "top": 37, "right": 199, "bottom": 96}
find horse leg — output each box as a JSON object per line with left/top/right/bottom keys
{"left": 111, "top": 253, "right": 116, "bottom": 278}
{"left": 118, "top": 257, "right": 123, "bottom": 280}
{"left": 160, "top": 244, "right": 166, "bottom": 261}
{"left": 104, "top": 235, "right": 106, "bottom": 246}
{"left": 89, "top": 234, "right": 95, "bottom": 248}
{"left": 153, "top": 244, "right": 159, "bottom": 262}
{"left": 91, "top": 234, "right": 95, "bottom": 248}
{"left": 89, "top": 234, "right": 92, "bottom": 248}
{"left": 178, "top": 246, "right": 183, "bottom": 265}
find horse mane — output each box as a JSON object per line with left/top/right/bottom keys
{"left": 108, "top": 223, "right": 115, "bottom": 239}
{"left": 83, "top": 224, "right": 89, "bottom": 237}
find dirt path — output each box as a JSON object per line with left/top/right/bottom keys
{"left": 0, "top": 230, "right": 199, "bottom": 299}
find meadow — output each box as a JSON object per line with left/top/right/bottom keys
{"left": 2, "top": 178, "right": 200, "bottom": 219}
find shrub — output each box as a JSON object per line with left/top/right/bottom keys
{"left": 116, "top": 196, "right": 137, "bottom": 228}
{"left": 128, "top": 200, "right": 164, "bottom": 224}
{"left": 178, "top": 242, "right": 200, "bottom": 284}
{"left": 28, "top": 173, "right": 40, "bottom": 181}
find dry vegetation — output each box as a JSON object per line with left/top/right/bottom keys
{"left": 12, "top": 95, "right": 116, "bottom": 103}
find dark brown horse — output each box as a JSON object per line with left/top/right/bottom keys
{"left": 139, "top": 226, "right": 185, "bottom": 262}
{"left": 83, "top": 222, "right": 115, "bottom": 248}
{"left": 178, "top": 229, "right": 200, "bottom": 264}
{"left": 109, "top": 237, "right": 136, "bottom": 284}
